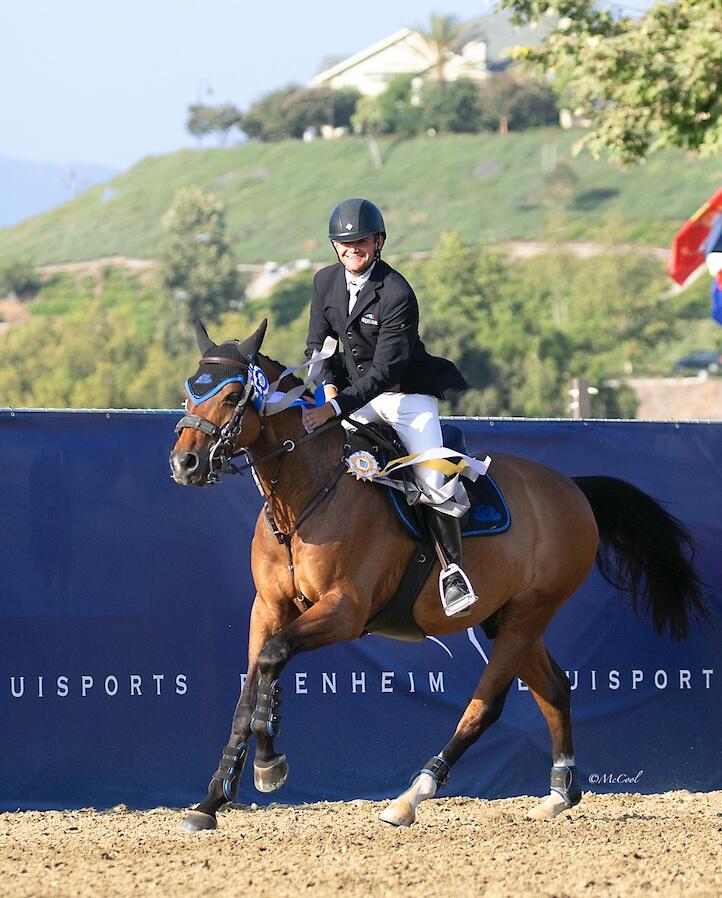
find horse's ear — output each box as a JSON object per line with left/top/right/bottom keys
{"left": 237, "top": 318, "right": 268, "bottom": 358}
{"left": 195, "top": 320, "right": 215, "bottom": 355}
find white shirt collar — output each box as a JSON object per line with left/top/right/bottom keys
{"left": 345, "top": 261, "right": 375, "bottom": 290}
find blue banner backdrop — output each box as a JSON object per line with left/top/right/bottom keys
{"left": 1, "top": 411, "right": 720, "bottom": 812}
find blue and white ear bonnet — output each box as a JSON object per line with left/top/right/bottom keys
{"left": 186, "top": 319, "right": 269, "bottom": 410}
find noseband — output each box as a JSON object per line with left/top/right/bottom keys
{"left": 174, "top": 354, "right": 256, "bottom": 484}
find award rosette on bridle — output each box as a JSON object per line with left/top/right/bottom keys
{"left": 249, "top": 364, "right": 269, "bottom": 403}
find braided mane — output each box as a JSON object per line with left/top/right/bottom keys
{"left": 257, "top": 352, "right": 306, "bottom": 394}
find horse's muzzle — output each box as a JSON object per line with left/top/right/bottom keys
{"left": 169, "top": 450, "right": 207, "bottom": 486}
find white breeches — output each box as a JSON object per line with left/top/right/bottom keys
{"left": 349, "top": 392, "right": 444, "bottom": 494}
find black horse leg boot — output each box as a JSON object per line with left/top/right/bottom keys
{"left": 424, "top": 507, "right": 478, "bottom": 616}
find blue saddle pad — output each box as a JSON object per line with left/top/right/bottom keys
{"left": 386, "top": 470, "right": 511, "bottom": 540}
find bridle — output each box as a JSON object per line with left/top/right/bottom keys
{"left": 174, "top": 354, "right": 340, "bottom": 485}
{"left": 174, "top": 353, "right": 259, "bottom": 484}
{"left": 174, "top": 352, "right": 347, "bottom": 597}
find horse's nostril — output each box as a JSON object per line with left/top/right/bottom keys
{"left": 170, "top": 452, "right": 200, "bottom": 478}
{"left": 179, "top": 452, "right": 200, "bottom": 473}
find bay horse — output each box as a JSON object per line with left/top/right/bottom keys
{"left": 169, "top": 320, "right": 708, "bottom": 833}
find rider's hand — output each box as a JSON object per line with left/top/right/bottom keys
{"left": 302, "top": 402, "right": 338, "bottom": 432}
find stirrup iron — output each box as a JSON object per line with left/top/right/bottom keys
{"left": 439, "top": 563, "right": 478, "bottom": 616}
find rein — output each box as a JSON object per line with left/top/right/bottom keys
{"left": 175, "top": 355, "right": 349, "bottom": 596}
{"left": 242, "top": 419, "right": 349, "bottom": 591}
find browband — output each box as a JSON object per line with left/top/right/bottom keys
{"left": 198, "top": 356, "right": 249, "bottom": 368}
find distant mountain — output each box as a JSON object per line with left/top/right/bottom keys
{"left": 0, "top": 155, "right": 118, "bottom": 227}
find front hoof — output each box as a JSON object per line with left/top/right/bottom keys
{"left": 254, "top": 754, "right": 289, "bottom": 793}
{"left": 527, "top": 793, "right": 573, "bottom": 821}
{"left": 177, "top": 810, "right": 217, "bottom": 833}
{"left": 379, "top": 798, "right": 416, "bottom": 827}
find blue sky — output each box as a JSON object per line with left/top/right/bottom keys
{"left": 2, "top": 0, "right": 653, "bottom": 171}
{"left": 1, "top": 0, "right": 496, "bottom": 170}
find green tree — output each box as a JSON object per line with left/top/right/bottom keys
{"left": 416, "top": 232, "right": 576, "bottom": 417}
{"left": 416, "top": 233, "right": 506, "bottom": 415}
{"left": 185, "top": 103, "right": 217, "bottom": 139}
{"left": 351, "top": 75, "right": 423, "bottom": 136}
{"left": 242, "top": 85, "right": 360, "bottom": 141}
{"left": 242, "top": 86, "right": 300, "bottom": 141}
{"left": 212, "top": 103, "right": 244, "bottom": 145}
{"left": 1, "top": 260, "right": 40, "bottom": 298}
{"left": 186, "top": 103, "right": 243, "bottom": 146}
{"left": 478, "top": 69, "right": 559, "bottom": 132}
{"left": 510, "top": 247, "right": 679, "bottom": 414}
{"left": 159, "top": 187, "right": 240, "bottom": 330}
{"left": 419, "top": 77, "right": 483, "bottom": 133}
{"left": 500, "top": 0, "right": 722, "bottom": 163}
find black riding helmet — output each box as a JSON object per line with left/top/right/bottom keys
{"left": 328, "top": 198, "right": 386, "bottom": 243}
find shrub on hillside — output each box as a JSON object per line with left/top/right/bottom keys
{"left": 186, "top": 103, "right": 244, "bottom": 146}
{"left": 352, "top": 75, "right": 423, "bottom": 137}
{"left": 479, "top": 69, "right": 559, "bottom": 132}
{"left": 242, "top": 85, "right": 361, "bottom": 141}
{"left": 1, "top": 261, "right": 40, "bottom": 299}
{"left": 419, "top": 78, "right": 484, "bottom": 133}
{"left": 352, "top": 70, "right": 557, "bottom": 138}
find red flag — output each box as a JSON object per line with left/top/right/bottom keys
{"left": 668, "top": 186, "right": 722, "bottom": 287}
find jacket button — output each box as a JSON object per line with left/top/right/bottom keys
{"left": 352, "top": 348, "right": 358, "bottom": 356}
{"left": 346, "top": 331, "right": 353, "bottom": 338}
{"left": 357, "top": 364, "right": 364, "bottom": 372}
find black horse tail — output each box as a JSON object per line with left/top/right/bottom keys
{"left": 573, "top": 476, "right": 710, "bottom": 641}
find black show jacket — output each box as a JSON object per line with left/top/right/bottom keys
{"left": 305, "top": 260, "right": 467, "bottom": 417}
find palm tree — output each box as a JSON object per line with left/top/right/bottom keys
{"left": 412, "top": 14, "right": 486, "bottom": 84}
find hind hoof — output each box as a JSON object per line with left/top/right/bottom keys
{"left": 379, "top": 798, "right": 416, "bottom": 827}
{"left": 254, "top": 754, "right": 289, "bottom": 793}
{"left": 176, "top": 810, "right": 217, "bottom": 833}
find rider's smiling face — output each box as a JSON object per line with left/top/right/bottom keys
{"left": 332, "top": 234, "right": 384, "bottom": 275}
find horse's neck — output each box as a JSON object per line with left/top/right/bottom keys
{"left": 253, "top": 410, "right": 343, "bottom": 528}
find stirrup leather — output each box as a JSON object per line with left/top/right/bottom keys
{"left": 439, "top": 563, "right": 478, "bottom": 616}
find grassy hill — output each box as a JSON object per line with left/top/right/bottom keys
{"left": 1, "top": 130, "right": 720, "bottom": 267}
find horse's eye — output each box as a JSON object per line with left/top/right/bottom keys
{"left": 225, "top": 392, "right": 243, "bottom": 405}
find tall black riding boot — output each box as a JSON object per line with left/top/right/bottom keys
{"left": 423, "top": 507, "right": 478, "bottom": 616}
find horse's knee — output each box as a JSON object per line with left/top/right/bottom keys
{"left": 256, "top": 635, "right": 291, "bottom": 676}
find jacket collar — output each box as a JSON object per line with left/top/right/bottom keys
{"left": 345, "top": 260, "right": 387, "bottom": 324}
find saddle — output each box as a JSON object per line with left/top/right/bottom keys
{"left": 346, "top": 421, "right": 509, "bottom": 643}
{"left": 345, "top": 421, "right": 510, "bottom": 540}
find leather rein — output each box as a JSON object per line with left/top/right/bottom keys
{"left": 174, "top": 355, "right": 349, "bottom": 595}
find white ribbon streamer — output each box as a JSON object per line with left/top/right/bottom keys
{"left": 361, "top": 447, "right": 492, "bottom": 517}
{"left": 263, "top": 337, "right": 338, "bottom": 416}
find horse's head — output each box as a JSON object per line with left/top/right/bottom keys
{"left": 170, "top": 319, "right": 271, "bottom": 486}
